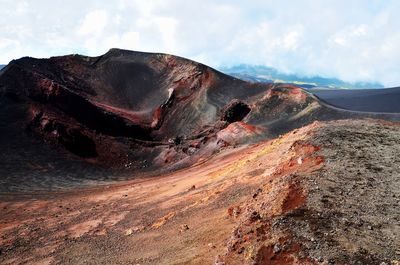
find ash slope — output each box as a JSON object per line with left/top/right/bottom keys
{"left": 0, "top": 120, "right": 398, "bottom": 265}
{"left": 0, "top": 49, "right": 399, "bottom": 192}
{"left": 312, "top": 87, "right": 400, "bottom": 113}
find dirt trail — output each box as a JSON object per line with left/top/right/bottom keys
{"left": 0, "top": 119, "right": 399, "bottom": 265}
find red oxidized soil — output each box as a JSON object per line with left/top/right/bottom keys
{"left": 0, "top": 122, "right": 324, "bottom": 264}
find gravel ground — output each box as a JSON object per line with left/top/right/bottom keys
{"left": 293, "top": 119, "right": 400, "bottom": 264}
{"left": 1, "top": 119, "right": 399, "bottom": 265}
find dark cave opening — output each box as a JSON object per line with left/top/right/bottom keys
{"left": 57, "top": 128, "right": 97, "bottom": 158}
{"left": 222, "top": 100, "right": 251, "bottom": 123}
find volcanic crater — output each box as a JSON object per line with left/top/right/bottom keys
{"left": 0, "top": 49, "right": 399, "bottom": 265}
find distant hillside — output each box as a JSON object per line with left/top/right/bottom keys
{"left": 0, "top": 65, "right": 5, "bottom": 70}
{"left": 220, "top": 64, "right": 383, "bottom": 89}
{"left": 312, "top": 87, "right": 400, "bottom": 113}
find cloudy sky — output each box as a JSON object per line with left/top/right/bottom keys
{"left": 1, "top": 0, "right": 399, "bottom": 86}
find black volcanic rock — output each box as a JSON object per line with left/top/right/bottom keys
{"left": 1, "top": 49, "right": 399, "bottom": 192}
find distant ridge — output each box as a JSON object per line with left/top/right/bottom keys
{"left": 312, "top": 87, "right": 400, "bottom": 113}
{"left": 0, "top": 64, "right": 5, "bottom": 70}
{"left": 220, "top": 64, "right": 384, "bottom": 89}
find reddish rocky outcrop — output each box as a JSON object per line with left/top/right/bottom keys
{"left": 0, "top": 49, "right": 398, "bottom": 192}
{"left": 0, "top": 49, "right": 332, "bottom": 190}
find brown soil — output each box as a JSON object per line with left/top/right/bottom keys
{"left": 1, "top": 119, "right": 399, "bottom": 265}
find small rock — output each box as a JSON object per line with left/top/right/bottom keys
{"left": 208, "top": 243, "right": 216, "bottom": 249}
{"left": 273, "top": 244, "right": 281, "bottom": 254}
{"left": 188, "top": 185, "right": 196, "bottom": 191}
{"left": 181, "top": 224, "right": 190, "bottom": 230}
{"left": 233, "top": 207, "right": 241, "bottom": 217}
{"left": 214, "top": 255, "right": 225, "bottom": 265}
{"left": 227, "top": 206, "right": 241, "bottom": 217}
{"left": 252, "top": 188, "right": 263, "bottom": 199}
{"left": 125, "top": 226, "right": 144, "bottom": 235}
{"left": 297, "top": 157, "right": 303, "bottom": 165}
{"left": 367, "top": 225, "right": 373, "bottom": 230}
{"left": 249, "top": 211, "right": 261, "bottom": 222}
{"left": 125, "top": 229, "right": 133, "bottom": 236}
{"left": 237, "top": 247, "right": 245, "bottom": 254}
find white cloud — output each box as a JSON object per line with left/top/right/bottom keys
{"left": 137, "top": 16, "right": 178, "bottom": 52}
{"left": 77, "top": 10, "right": 109, "bottom": 36}
{"left": 0, "top": 38, "right": 19, "bottom": 50}
{"left": 333, "top": 37, "right": 347, "bottom": 46}
{"left": 352, "top": 25, "right": 368, "bottom": 36}
{"left": 104, "top": 32, "right": 140, "bottom": 51}
{"left": 15, "top": 1, "right": 29, "bottom": 14}
{"left": 0, "top": 0, "right": 400, "bottom": 86}
{"left": 283, "top": 31, "right": 302, "bottom": 50}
